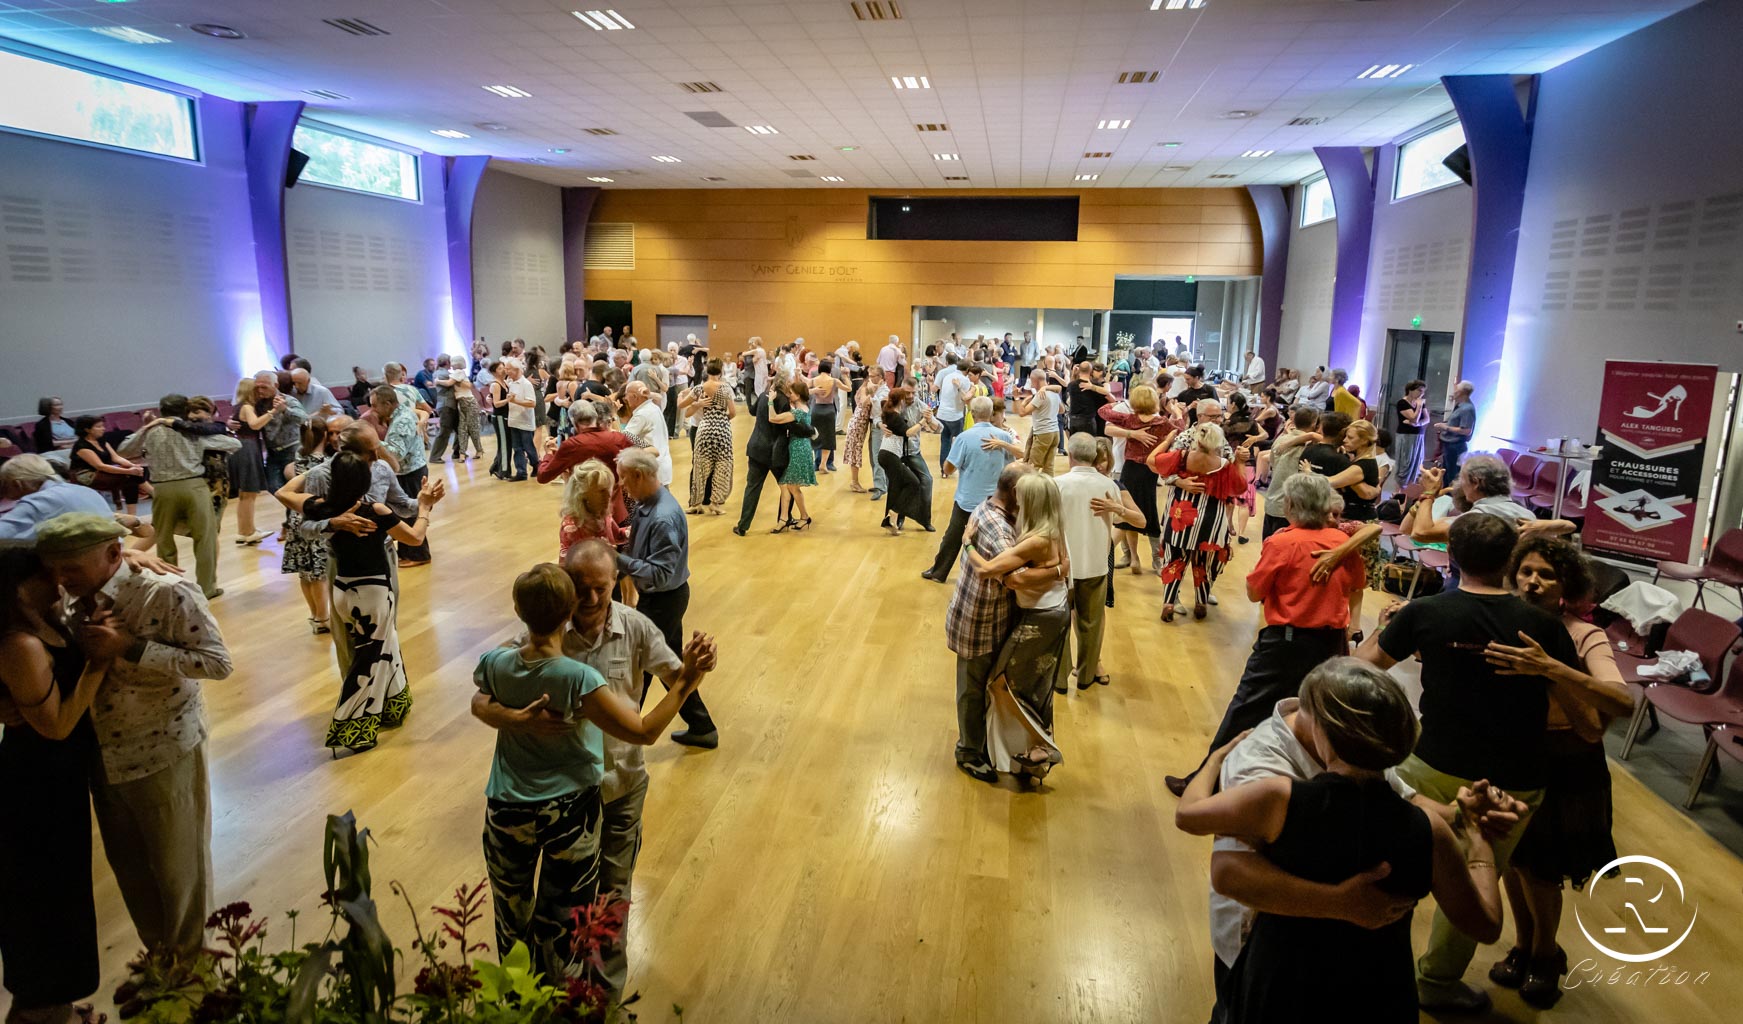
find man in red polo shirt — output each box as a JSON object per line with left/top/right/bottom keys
{"left": 536, "top": 396, "right": 636, "bottom": 521}
{"left": 1165, "top": 473, "right": 1374, "bottom": 796}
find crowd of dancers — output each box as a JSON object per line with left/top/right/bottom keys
{"left": 0, "top": 328, "right": 1639, "bottom": 1022}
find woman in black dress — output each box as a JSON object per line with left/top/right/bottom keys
{"left": 1178, "top": 658, "right": 1504, "bottom": 1024}
{"left": 69, "top": 415, "right": 153, "bottom": 515}
{"left": 277, "top": 452, "right": 444, "bottom": 753}
{"left": 0, "top": 545, "right": 117, "bottom": 1024}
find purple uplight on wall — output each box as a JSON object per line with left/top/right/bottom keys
{"left": 1314, "top": 146, "right": 1378, "bottom": 376}
{"left": 561, "top": 187, "right": 602, "bottom": 342}
{"left": 1245, "top": 184, "right": 1290, "bottom": 375}
{"left": 442, "top": 154, "right": 492, "bottom": 354}
{"left": 1443, "top": 74, "right": 1535, "bottom": 447}
{"left": 241, "top": 99, "right": 304, "bottom": 364}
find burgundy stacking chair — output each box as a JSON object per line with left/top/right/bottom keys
{"left": 330, "top": 384, "right": 352, "bottom": 403}
{"left": 1508, "top": 453, "right": 1540, "bottom": 498}
{"left": 103, "top": 410, "right": 142, "bottom": 440}
{"left": 1653, "top": 528, "right": 1743, "bottom": 611}
{"left": 1686, "top": 724, "right": 1743, "bottom": 808}
{"left": 1497, "top": 448, "right": 1521, "bottom": 468}
{"left": 0, "top": 425, "right": 33, "bottom": 453}
{"left": 1527, "top": 460, "right": 1561, "bottom": 504}
{"left": 1618, "top": 607, "right": 1742, "bottom": 758}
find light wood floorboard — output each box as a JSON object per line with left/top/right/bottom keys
{"left": 10, "top": 417, "right": 1741, "bottom": 1023}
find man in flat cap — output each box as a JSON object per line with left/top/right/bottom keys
{"left": 36, "top": 512, "right": 233, "bottom": 962}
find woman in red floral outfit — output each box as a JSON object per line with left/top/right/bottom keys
{"left": 1148, "top": 422, "right": 1247, "bottom": 622}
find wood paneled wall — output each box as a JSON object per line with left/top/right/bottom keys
{"left": 586, "top": 187, "right": 1261, "bottom": 347}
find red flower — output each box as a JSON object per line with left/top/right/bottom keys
{"left": 1168, "top": 499, "right": 1199, "bottom": 532}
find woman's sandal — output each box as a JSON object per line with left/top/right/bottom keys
{"left": 795, "top": 517, "right": 813, "bottom": 531}
{"left": 849, "top": 484, "right": 868, "bottom": 493}
{"left": 772, "top": 518, "right": 795, "bottom": 534}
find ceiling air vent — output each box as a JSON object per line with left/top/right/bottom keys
{"left": 915, "top": 123, "right": 948, "bottom": 132}
{"left": 1083, "top": 151, "right": 1113, "bottom": 158}
{"left": 684, "top": 111, "right": 738, "bottom": 128}
{"left": 304, "top": 89, "right": 350, "bottom": 101}
{"left": 702, "top": 176, "right": 727, "bottom": 181}
{"left": 1208, "top": 173, "right": 1236, "bottom": 178}
{"left": 788, "top": 154, "right": 817, "bottom": 161}
{"left": 323, "top": 18, "right": 390, "bottom": 36}
{"left": 679, "top": 81, "right": 724, "bottom": 94}
{"left": 851, "top": 1, "right": 903, "bottom": 20}
{"left": 1118, "top": 71, "right": 1159, "bottom": 84}
{"left": 474, "top": 122, "right": 511, "bottom": 132}
{"left": 1287, "top": 116, "right": 1329, "bottom": 126}
{"left": 942, "top": 175, "right": 969, "bottom": 181}
{"left": 583, "top": 128, "right": 618, "bottom": 136}
{"left": 583, "top": 223, "right": 635, "bottom": 270}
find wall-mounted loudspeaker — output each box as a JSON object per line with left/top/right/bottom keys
{"left": 285, "top": 148, "right": 311, "bottom": 188}
{"left": 1441, "top": 144, "right": 1472, "bottom": 186}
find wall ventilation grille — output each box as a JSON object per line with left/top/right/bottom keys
{"left": 583, "top": 223, "right": 635, "bottom": 270}
{"left": 583, "top": 127, "right": 619, "bottom": 136}
{"left": 851, "top": 2, "right": 903, "bottom": 20}
{"left": 678, "top": 81, "right": 724, "bottom": 93}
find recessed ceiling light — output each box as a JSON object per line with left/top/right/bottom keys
{"left": 91, "top": 27, "right": 171, "bottom": 44}
{"left": 1241, "top": 149, "right": 1275, "bottom": 158}
{"left": 933, "top": 153, "right": 959, "bottom": 161}
{"left": 431, "top": 129, "right": 471, "bottom": 139}
{"left": 651, "top": 154, "right": 681, "bottom": 162}
{"left": 524, "top": 157, "right": 548, "bottom": 164}
{"left": 190, "top": 24, "right": 245, "bottom": 39}
{"left": 819, "top": 176, "right": 845, "bottom": 182}
{"left": 1356, "top": 63, "right": 1416, "bottom": 80}
{"left": 1097, "top": 119, "right": 1132, "bottom": 130}
{"left": 702, "top": 176, "right": 727, "bottom": 181}
{"left": 1075, "top": 174, "right": 1099, "bottom": 181}
{"left": 474, "top": 122, "right": 511, "bottom": 131}
{"left": 744, "top": 125, "right": 779, "bottom": 135}
{"left": 550, "top": 148, "right": 570, "bottom": 154}
{"left": 1220, "top": 110, "right": 1257, "bottom": 120}
{"left": 587, "top": 176, "right": 614, "bottom": 182}
{"left": 1151, "top": 0, "right": 1208, "bottom": 9}
{"left": 572, "top": 10, "right": 636, "bottom": 30}
{"left": 838, "top": 146, "right": 858, "bottom": 152}
{"left": 1158, "top": 141, "right": 1183, "bottom": 148}
{"left": 891, "top": 75, "right": 931, "bottom": 90}
{"left": 483, "top": 85, "right": 532, "bottom": 98}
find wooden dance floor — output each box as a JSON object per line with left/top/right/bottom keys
{"left": 30, "top": 418, "right": 1743, "bottom": 1022}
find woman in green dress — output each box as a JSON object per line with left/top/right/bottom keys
{"left": 775, "top": 377, "right": 816, "bottom": 532}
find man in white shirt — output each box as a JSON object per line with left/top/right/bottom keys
{"left": 502, "top": 358, "right": 540, "bottom": 480}
{"left": 620, "top": 381, "right": 672, "bottom": 487}
{"left": 1052, "top": 433, "right": 1142, "bottom": 692}
{"left": 877, "top": 334, "right": 906, "bottom": 383}
{"left": 750, "top": 338, "right": 770, "bottom": 396}
{"left": 1240, "top": 350, "right": 1266, "bottom": 387}
{"left": 932, "top": 356, "right": 969, "bottom": 471}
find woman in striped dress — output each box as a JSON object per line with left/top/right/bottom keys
{"left": 679, "top": 359, "right": 737, "bottom": 514}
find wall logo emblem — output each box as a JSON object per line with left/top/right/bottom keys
{"left": 1574, "top": 855, "right": 1698, "bottom": 963}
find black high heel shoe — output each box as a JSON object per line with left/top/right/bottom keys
{"left": 772, "top": 518, "right": 796, "bottom": 534}
{"left": 794, "top": 517, "right": 812, "bottom": 531}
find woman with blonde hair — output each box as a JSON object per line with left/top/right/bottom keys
{"left": 558, "top": 458, "right": 626, "bottom": 560}
{"left": 971, "top": 472, "right": 1072, "bottom": 783}
{"left": 1149, "top": 421, "right": 1245, "bottom": 621}
{"left": 1099, "top": 383, "right": 1179, "bottom": 573}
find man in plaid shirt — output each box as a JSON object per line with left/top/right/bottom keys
{"left": 946, "top": 462, "right": 1056, "bottom": 782}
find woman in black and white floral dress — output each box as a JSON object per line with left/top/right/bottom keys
{"left": 679, "top": 359, "right": 737, "bottom": 514}
{"left": 280, "top": 452, "right": 443, "bottom": 754}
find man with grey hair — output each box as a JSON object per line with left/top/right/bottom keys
{"left": 1164, "top": 473, "right": 1372, "bottom": 797}
{"left": 617, "top": 448, "right": 716, "bottom": 748}
{"left": 1435, "top": 379, "right": 1477, "bottom": 478}
{"left": 923, "top": 395, "right": 1015, "bottom": 583}
{"left": 252, "top": 371, "right": 309, "bottom": 511}
{"left": 288, "top": 366, "right": 340, "bottom": 418}
{"left": 620, "top": 381, "right": 672, "bottom": 487}
{"left": 1405, "top": 456, "right": 1574, "bottom": 545}
{"left": 877, "top": 333, "right": 906, "bottom": 384}
{"left": 0, "top": 453, "right": 117, "bottom": 539}
{"left": 118, "top": 395, "right": 243, "bottom": 598}
{"left": 1052, "top": 432, "right": 1142, "bottom": 692}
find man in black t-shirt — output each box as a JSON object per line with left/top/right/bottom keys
{"left": 1065, "top": 362, "right": 1110, "bottom": 436}
{"left": 1358, "top": 513, "right": 1579, "bottom": 1013}
{"left": 1176, "top": 365, "right": 1217, "bottom": 423}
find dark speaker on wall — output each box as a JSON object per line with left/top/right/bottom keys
{"left": 1441, "top": 144, "right": 1472, "bottom": 186}
{"left": 285, "top": 148, "right": 311, "bottom": 188}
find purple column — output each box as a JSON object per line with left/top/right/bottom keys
{"left": 242, "top": 100, "right": 304, "bottom": 359}
{"left": 1444, "top": 74, "right": 1535, "bottom": 441}
{"left": 443, "top": 155, "right": 492, "bottom": 346}
{"left": 1314, "top": 146, "right": 1378, "bottom": 372}
{"left": 1245, "top": 184, "right": 1289, "bottom": 373}
{"left": 561, "top": 186, "right": 602, "bottom": 341}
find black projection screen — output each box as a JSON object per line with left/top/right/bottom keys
{"left": 867, "top": 196, "right": 1080, "bottom": 241}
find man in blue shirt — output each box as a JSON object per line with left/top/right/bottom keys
{"left": 923, "top": 396, "right": 1016, "bottom": 583}
{"left": 0, "top": 454, "right": 116, "bottom": 540}
{"left": 617, "top": 448, "right": 717, "bottom": 748}
{"left": 1436, "top": 379, "right": 1477, "bottom": 480}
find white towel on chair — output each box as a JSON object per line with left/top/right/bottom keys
{"left": 1638, "top": 649, "right": 1700, "bottom": 680}
{"left": 1600, "top": 581, "right": 1682, "bottom": 634}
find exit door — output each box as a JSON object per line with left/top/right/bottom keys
{"left": 1382, "top": 329, "right": 1455, "bottom": 434}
